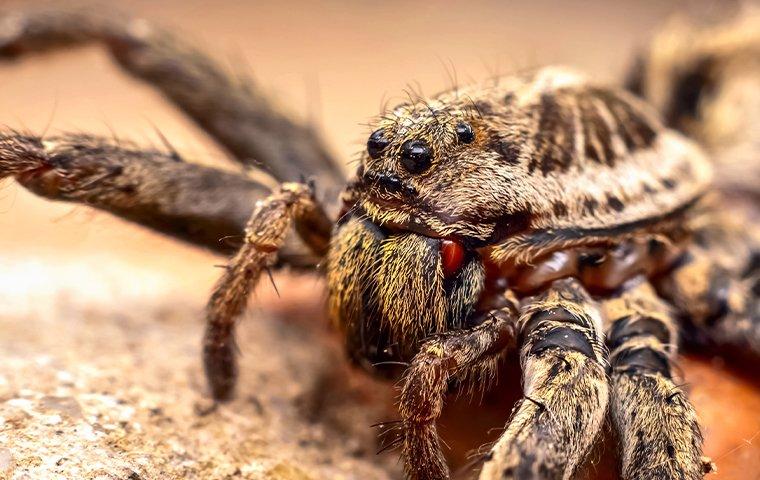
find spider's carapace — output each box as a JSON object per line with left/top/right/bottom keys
{"left": 327, "top": 66, "right": 711, "bottom": 370}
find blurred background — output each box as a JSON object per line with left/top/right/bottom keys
{"left": 0, "top": 1, "right": 758, "bottom": 479}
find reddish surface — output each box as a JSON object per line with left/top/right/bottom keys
{"left": 441, "top": 239, "right": 466, "bottom": 278}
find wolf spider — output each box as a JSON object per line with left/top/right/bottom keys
{"left": 0, "top": 8, "right": 758, "bottom": 480}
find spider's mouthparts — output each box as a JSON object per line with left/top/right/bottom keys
{"left": 358, "top": 199, "right": 438, "bottom": 238}
{"left": 441, "top": 238, "right": 466, "bottom": 277}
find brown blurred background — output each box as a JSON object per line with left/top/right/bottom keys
{"left": 0, "top": 1, "right": 758, "bottom": 479}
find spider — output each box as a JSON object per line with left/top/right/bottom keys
{"left": 0, "top": 8, "right": 757, "bottom": 480}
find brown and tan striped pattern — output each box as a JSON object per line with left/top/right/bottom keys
{"left": 629, "top": 8, "right": 760, "bottom": 197}
{"left": 353, "top": 66, "right": 712, "bottom": 265}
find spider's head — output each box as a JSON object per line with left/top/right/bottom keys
{"left": 328, "top": 88, "right": 530, "bottom": 372}
{"left": 353, "top": 92, "right": 533, "bottom": 248}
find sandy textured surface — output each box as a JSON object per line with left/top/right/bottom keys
{"left": 0, "top": 1, "right": 759, "bottom": 479}
{"left": 0, "top": 273, "right": 396, "bottom": 480}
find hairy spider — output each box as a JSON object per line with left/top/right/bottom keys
{"left": 0, "top": 8, "right": 758, "bottom": 480}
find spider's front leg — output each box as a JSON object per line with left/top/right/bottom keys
{"left": 0, "top": 132, "right": 270, "bottom": 250}
{"left": 0, "top": 131, "right": 326, "bottom": 260}
{"left": 479, "top": 278, "right": 608, "bottom": 480}
{"left": 204, "top": 182, "right": 332, "bottom": 401}
{"left": 0, "top": 8, "right": 345, "bottom": 192}
{"left": 602, "top": 279, "right": 714, "bottom": 480}
{"left": 399, "top": 292, "right": 519, "bottom": 480}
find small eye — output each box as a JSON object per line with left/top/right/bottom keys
{"left": 400, "top": 139, "right": 432, "bottom": 174}
{"left": 367, "top": 129, "right": 390, "bottom": 159}
{"left": 455, "top": 122, "right": 475, "bottom": 144}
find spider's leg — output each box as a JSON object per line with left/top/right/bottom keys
{"left": 0, "top": 131, "right": 267, "bottom": 251}
{"left": 399, "top": 292, "right": 519, "bottom": 480}
{"left": 204, "top": 182, "right": 331, "bottom": 401}
{"left": 479, "top": 278, "right": 608, "bottom": 480}
{"left": 0, "top": 131, "right": 318, "bottom": 265}
{"left": 657, "top": 215, "right": 760, "bottom": 361}
{"left": 602, "top": 279, "right": 714, "bottom": 480}
{"left": 0, "top": 8, "right": 345, "bottom": 192}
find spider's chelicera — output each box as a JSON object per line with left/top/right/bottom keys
{"left": 0, "top": 8, "right": 758, "bottom": 480}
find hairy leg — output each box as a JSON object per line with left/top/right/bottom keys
{"left": 0, "top": 8, "right": 345, "bottom": 193}
{"left": 657, "top": 214, "right": 760, "bottom": 361}
{"left": 602, "top": 279, "right": 713, "bottom": 480}
{"left": 399, "top": 292, "right": 519, "bottom": 480}
{"left": 0, "top": 131, "right": 262, "bottom": 253}
{"left": 204, "top": 182, "right": 331, "bottom": 401}
{"left": 0, "top": 131, "right": 319, "bottom": 264}
{"left": 479, "top": 278, "right": 608, "bottom": 480}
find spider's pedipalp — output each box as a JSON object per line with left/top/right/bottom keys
{"left": 204, "top": 182, "right": 331, "bottom": 401}
{"left": 398, "top": 294, "right": 519, "bottom": 480}
{"left": 0, "top": 8, "right": 346, "bottom": 194}
{"left": 479, "top": 278, "right": 608, "bottom": 480}
{"left": 602, "top": 279, "right": 713, "bottom": 480}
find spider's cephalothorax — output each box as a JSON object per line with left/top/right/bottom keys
{"left": 327, "top": 67, "right": 711, "bottom": 372}
{"left": 1, "top": 9, "right": 758, "bottom": 480}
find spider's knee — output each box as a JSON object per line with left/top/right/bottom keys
{"left": 519, "top": 280, "right": 607, "bottom": 366}
{"left": 527, "top": 316, "right": 596, "bottom": 360}
{"left": 608, "top": 315, "right": 674, "bottom": 378}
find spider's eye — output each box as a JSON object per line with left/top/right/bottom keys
{"left": 400, "top": 139, "right": 432, "bottom": 174}
{"left": 367, "top": 129, "right": 390, "bottom": 159}
{"left": 455, "top": 122, "right": 475, "bottom": 144}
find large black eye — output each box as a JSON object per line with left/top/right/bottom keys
{"left": 367, "top": 129, "right": 389, "bottom": 159}
{"left": 455, "top": 122, "right": 475, "bottom": 144}
{"left": 400, "top": 139, "right": 432, "bottom": 174}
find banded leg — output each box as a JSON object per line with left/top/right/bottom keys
{"left": 480, "top": 278, "right": 608, "bottom": 480}
{"left": 204, "top": 182, "right": 331, "bottom": 401}
{"left": 602, "top": 279, "right": 713, "bottom": 480}
{"left": 0, "top": 131, "right": 318, "bottom": 263}
{"left": 0, "top": 8, "right": 345, "bottom": 191}
{"left": 657, "top": 217, "right": 760, "bottom": 361}
{"left": 399, "top": 293, "right": 519, "bottom": 480}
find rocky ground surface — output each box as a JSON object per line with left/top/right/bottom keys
{"left": 0, "top": 263, "right": 399, "bottom": 480}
